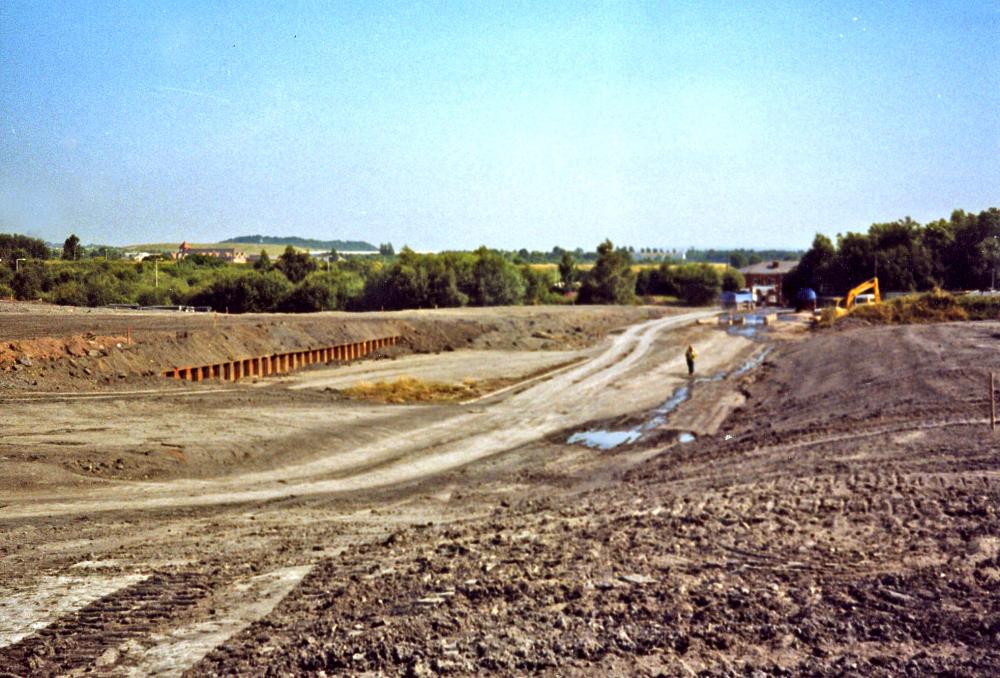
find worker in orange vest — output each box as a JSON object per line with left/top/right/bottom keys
{"left": 685, "top": 345, "right": 697, "bottom": 375}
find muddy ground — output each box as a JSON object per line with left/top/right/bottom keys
{"left": 1, "top": 308, "right": 998, "bottom": 676}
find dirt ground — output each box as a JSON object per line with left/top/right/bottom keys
{"left": 2, "top": 306, "right": 998, "bottom": 676}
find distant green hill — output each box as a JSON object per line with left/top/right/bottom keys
{"left": 221, "top": 235, "right": 377, "bottom": 251}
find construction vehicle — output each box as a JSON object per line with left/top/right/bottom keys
{"left": 818, "top": 277, "right": 881, "bottom": 322}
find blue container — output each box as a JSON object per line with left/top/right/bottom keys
{"left": 795, "top": 287, "right": 817, "bottom": 311}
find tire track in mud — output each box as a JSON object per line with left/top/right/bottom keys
{"left": 0, "top": 570, "right": 219, "bottom": 676}
{"left": 0, "top": 564, "right": 315, "bottom": 677}
{"left": 736, "top": 417, "right": 991, "bottom": 457}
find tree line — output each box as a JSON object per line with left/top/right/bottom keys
{"left": 783, "top": 208, "right": 1000, "bottom": 300}
{"left": 0, "top": 237, "right": 747, "bottom": 311}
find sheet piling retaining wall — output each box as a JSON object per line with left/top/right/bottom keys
{"left": 162, "top": 336, "right": 400, "bottom": 382}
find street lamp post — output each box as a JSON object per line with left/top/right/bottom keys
{"left": 993, "top": 235, "right": 999, "bottom": 292}
{"left": 15, "top": 258, "right": 26, "bottom": 272}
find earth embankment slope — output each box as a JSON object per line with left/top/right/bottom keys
{"left": 0, "top": 302, "right": 664, "bottom": 392}
{"left": 191, "top": 321, "right": 1000, "bottom": 676}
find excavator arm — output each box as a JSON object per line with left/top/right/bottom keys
{"left": 819, "top": 277, "right": 881, "bottom": 323}
{"left": 843, "top": 277, "right": 880, "bottom": 310}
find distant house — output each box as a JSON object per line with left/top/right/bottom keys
{"left": 633, "top": 248, "right": 686, "bottom": 261}
{"left": 175, "top": 241, "right": 247, "bottom": 264}
{"left": 738, "top": 260, "right": 799, "bottom": 306}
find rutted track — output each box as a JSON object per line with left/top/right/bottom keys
{"left": 0, "top": 570, "right": 219, "bottom": 675}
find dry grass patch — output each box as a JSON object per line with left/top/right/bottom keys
{"left": 339, "top": 376, "right": 487, "bottom": 404}
{"left": 846, "top": 289, "right": 1000, "bottom": 324}
{"left": 337, "top": 358, "right": 586, "bottom": 404}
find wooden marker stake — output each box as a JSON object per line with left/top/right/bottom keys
{"left": 991, "top": 372, "right": 996, "bottom": 432}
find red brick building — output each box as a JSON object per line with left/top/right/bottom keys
{"left": 738, "top": 260, "right": 799, "bottom": 306}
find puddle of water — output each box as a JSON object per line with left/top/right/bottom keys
{"left": 566, "top": 347, "right": 772, "bottom": 451}
{"left": 727, "top": 325, "right": 759, "bottom": 338}
{"left": 732, "top": 347, "right": 772, "bottom": 377}
{"left": 566, "top": 429, "right": 642, "bottom": 450}
{"left": 654, "top": 385, "right": 690, "bottom": 415}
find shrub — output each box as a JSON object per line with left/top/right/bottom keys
{"left": 187, "top": 271, "right": 292, "bottom": 313}
{"left": 12, "top": 264, "right": 46, "bottom": 300}
{"left": 49, "top": 281, "right": 88, "bottom": 306}
{"left": 84, "top": 272, "right": 127, "bottom": 306}
{"left": 666, "top": 264, "right": 722, "bottom": 305}
{"left": 136, "top": 286, "right": 173, "bottom": 306}
{"left": 279, "top": 279, "right": 334, "bottom": 312}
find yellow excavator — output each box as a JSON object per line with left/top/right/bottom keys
{"left": 819, "top": 277, "right": 881, "bottom": 322}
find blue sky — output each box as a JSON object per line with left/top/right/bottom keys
{"left": 1, "top": 1, "right": 998, "bottom": 251}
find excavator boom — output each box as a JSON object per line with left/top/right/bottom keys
{"left": 818, "top": 277, "right": 881, "bottom": 323}
{"left": 843, "top": 277, "right": 880, "bottom": 310}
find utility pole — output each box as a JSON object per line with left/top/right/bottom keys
{"left": 154, "top": 259, "right": 159, "bottom": 289}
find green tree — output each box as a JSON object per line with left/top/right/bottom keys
{"left": 469, "top": 247, "right": 525, "bottom": 306}
{"left": 728, "top": 252, "right": 749, "bottom": 269}
{"left": 721, "top": 268, "right": 745, "bottom": 292}
{"left": 558, "top": 251, "right": 577, "bottom": 287}
{"left": 253, "top": 250, "right": 271, "bottom": 271}
{"left": 188, "top": 271, "right": 293, "bottom": 312}
{"left": 62, "top": 234, "right": 81, "bottom": 260}
{"left": 425, "top": 257, "right": 467, "bottom": 307}
{"left": 979, "top": 237, "right": 1000, "bottom": 290}
{"left": 783, "top": 234, "right": 837, "bottom": 299}
{"left": 577, "top": 240, "right": 636, "bottom": 304}
{"left": 0, "top": 233, "right": 49, "bottom": 262}
{"left": 279, "top": 279, "right": 334, "bottom": 312}
{"left": 668, "top": 264, "right": 722, "bottom": 305}
{"left": 520, "top": 266, "right": 556, "bottom": 304}
{"left": 275, "top": 246, "right": 317, "bottom": 283}
{"left": 922, "top": 220, "right": 956, "bottom": 287}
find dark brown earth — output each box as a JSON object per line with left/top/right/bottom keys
{"left": 2, "top": 313, "right": 999, "bottom": 677}
{"left": 190, "top": 323, "right": 998, "bottom": 676}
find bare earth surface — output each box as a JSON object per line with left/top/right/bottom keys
{"left": 1, "top": 306, "right": 998, "bottom": 676}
